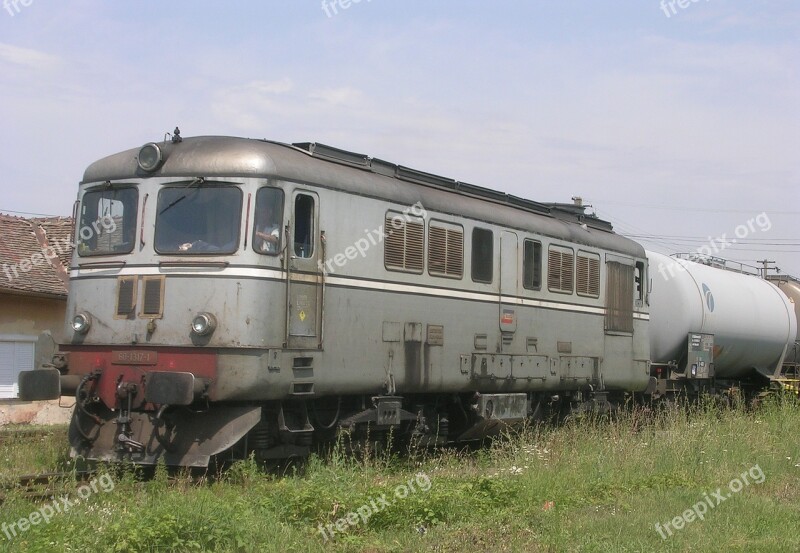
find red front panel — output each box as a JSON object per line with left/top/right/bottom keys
{"left": 60, "top": 346, "right": 217, "bottom": 410}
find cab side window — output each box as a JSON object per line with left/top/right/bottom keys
{"left": 523, "top": 239, "right": 542, "bottom": 290}
{"left": 293, "top": 194, "right": 315, "bottom": 258}
{"left": 471, "top": 228, "right": 493, "bottom": 283}
{"left": 252, "top": 187, "right": 284, "bottom": 255}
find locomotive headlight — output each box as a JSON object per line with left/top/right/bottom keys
{"left": 191, "top": 313, "right": 217, "bottom": 336}
{"left": 71, "top": 312, "right": 92, "bottom": 334}
{"left": 137, "top": 143, "right": 163, "bottom": 172}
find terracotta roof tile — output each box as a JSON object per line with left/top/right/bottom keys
{"left": 0, "top": 213, "right": 73, "bottom": 297}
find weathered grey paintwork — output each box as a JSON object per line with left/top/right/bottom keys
{"left": 56, "top": 136, "right": 653, "bottom": 464}
{"left": 72, "top": 137, "right": 650, "bottom": 396}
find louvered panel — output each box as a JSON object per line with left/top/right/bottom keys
{"left": 548, "top": 249, "right": 561, "bottom": 290}
{"left": 561, "top": 253, "right": 574, "bottom": 291}
{"left": 576, "top": 255, "right": 600, "bottom": 297}
{"left": 428, "top": 226, "right": 447, "bottom": 274}
{"left": 429, "top": 226, "right": 463, "bottom": 277}
{"left": 384, "top": 216, "right": 424, "bottom": 273}
{"left": 588, "top": 257, "right": 600, "bottom": 297}
{"left": 116, "top": 276, "right": 137, "bottom": 318}
{"left": 605, "top": 262, "right": 634, "bottom": 332}
{"left": 548, "top": 248, "right": 575, "bottom": 292}
{"left": 446, "top": 229, "right": 464, "bottom": 277}
{"left": 577, "top": 256, "right": 590, "bottom": 295}
{"left": 141, "top": 276, "right": 164, "bottom": 317}
{"left": 405, "top": 221, "right": 425, "bottom": 272}
{"left": 384, "top": 215, "right": 406, "bottom": 269}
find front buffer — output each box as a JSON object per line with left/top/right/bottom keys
{"left": 19, "top": 347, "right": 261, "bottom": 467}
{"left": 69, "top": 401, "right": 261, "bottom": 467}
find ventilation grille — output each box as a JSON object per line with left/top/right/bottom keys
{"left": 576, "top": 253, "right": 600, "bottom": 297}
{"left": 115, "top": 276, "right": 137, "bottom": 318}
{"left": 384, "top": 214, "right": 424, "bottom": 273}
{"left": 428, "top": 225, "right": 463, "bottom": 278}
{"left": 548, "top": 248, "right": 574, "bottom": 293}
{"left": 606, "top": 262, "right": 634, "bottom": 333}
{"left": 141, "top": 276, "right": 165, "bottom": 318}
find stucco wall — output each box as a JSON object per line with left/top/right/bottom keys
{"left": 0, "top": 399, "right": 73, "bottom": 425}
{"left": 0, "top": 293, "right": 67, "bottom": 343}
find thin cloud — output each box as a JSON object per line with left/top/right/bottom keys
{"left": 0, "top": 42, "right": 58, "bottom": 70}
{"left": 250, "top": 78, "right": 294, "bottom": 95}
{"left": 308, "top": 86, "right": 363, "bottom": 106}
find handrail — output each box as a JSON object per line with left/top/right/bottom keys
{"left": 77, "top": 260, "right": 126, "bottom": 269}
{"left": 158, "top": 260, "right": 229, "bottom": 269}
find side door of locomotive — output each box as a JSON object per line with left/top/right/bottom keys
{"left": 499, "top": 230, "right": 519, "bottom": 350}
{"left": 285, "top": 189, "right": 323, "bottom": 349}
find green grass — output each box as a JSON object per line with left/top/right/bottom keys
{"left": 0, "top": 425, "right": 73, "bottom": 482}
{"left": 1, "top": 397, "right": 800, "bottom": 552}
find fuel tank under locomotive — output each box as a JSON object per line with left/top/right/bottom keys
{"left": 647, "top": 251, "right": 797, "bottom": 378}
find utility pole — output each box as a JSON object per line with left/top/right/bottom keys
{"left": 758, "top": 259, "right": 776, "bottom": 279}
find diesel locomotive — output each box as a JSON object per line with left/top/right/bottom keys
{"left": 18, "top": 133, "right": 798, "bottom": 467}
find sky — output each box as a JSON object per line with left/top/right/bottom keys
{"left": 0, "top": 0, "right": 798, "bottom": 275}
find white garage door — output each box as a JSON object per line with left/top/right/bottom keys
{"left": 0, "top": 337, "right": 35, "bottom": 399}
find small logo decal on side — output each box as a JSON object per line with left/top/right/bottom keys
{"left": 702, "top": 283, "right": 715, "bottom": 312}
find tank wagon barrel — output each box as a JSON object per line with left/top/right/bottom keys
{"left": 647, "top": 250, "right": 797, "bottom": 384}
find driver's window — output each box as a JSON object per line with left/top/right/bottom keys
{"left": 252, "top": 187, "right": 284, "bottom": 255}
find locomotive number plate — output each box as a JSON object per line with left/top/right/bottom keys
{"left": 112, "top": 350, "right": 158, "bottom": 365}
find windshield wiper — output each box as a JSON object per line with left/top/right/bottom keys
{"left": 158, "top": 177, "right": 205, "bottom": 215}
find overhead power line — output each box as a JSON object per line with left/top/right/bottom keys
{"left": 623, "top": 235, "right": 798, "bottom": 242}
{"left": 0, "top": 208, "right": 65, "bottom": 217}
{"left": 622, "top": 235, "right": 800, "bottom": 247}
{"left": 590, "top": 200, "right": 800, "bottom": 215}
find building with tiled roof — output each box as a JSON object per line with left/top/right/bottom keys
{"left": 0, "top": 213, "right": 74, "bottom": 398}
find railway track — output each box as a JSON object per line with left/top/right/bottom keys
{"left": 0, "top": 430, "right": 60, "bottom": 447}
{"left": 0, "top": 467, "right": 211, "bottom": 506}
{"left": 0, "top": 470, "right": 97, "bottom": 505}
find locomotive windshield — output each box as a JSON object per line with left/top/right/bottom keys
{"left": 77, "top": 187, "right": 138, "bottom": 256}
{"left": 154, "top": 185, "right": 242, "bottom": 254}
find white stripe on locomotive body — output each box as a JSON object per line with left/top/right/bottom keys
{"left": 65, "top": 137, "right": 652, "bottom": 400}
{"left": 69, "top": 266, "right": 649, "bottom": 320}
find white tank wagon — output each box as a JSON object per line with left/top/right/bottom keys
{"left": 647, "top": 251, "right": 797, "bottom": 379}
{"left": 767, "top": 275, "right": 800, "bottom": 367}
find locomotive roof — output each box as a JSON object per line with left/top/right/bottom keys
{"left": 82, "top": 136, "right": 644, "bottom": 258}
